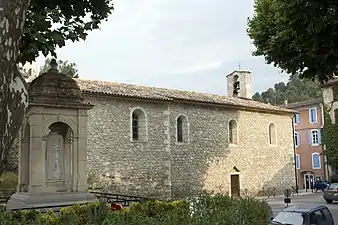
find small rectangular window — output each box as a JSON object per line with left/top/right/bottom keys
{"left": 294, "top": 132, "right": 299, "bottom": 147}
{"left": 296, "top": 154, "right": 300, "bottom": 169}
{"left": 295, "top": 114, "right": 300, "bottom": 124}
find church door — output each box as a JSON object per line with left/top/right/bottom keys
{"left": 230, "top": 174, "right": 240, "bottom": 197}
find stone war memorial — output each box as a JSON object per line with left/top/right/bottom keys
{"left": 6, "top": 59, "right": 97, "bottom": 210}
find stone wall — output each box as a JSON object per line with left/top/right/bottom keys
{"left": 6, "top": 93, "right": 296, "bottom": 198}
{"left": 85, "top": 95, "right": 170, "bottom": 199}
{"left": 169, "top": 103, "right": 295, "bottom": 198}
{"left": 86, "top": 94, "right": 296, "bottom": 198}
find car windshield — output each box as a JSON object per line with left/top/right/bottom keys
{"left": 328, "top": 183, "right": 338, "bottom": 190}
{"left": 272, "top": 211, "right": 304, "bottom": 225}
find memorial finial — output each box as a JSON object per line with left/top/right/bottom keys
{"left": 49, "top": 58, "right": 58, "bottom": 72}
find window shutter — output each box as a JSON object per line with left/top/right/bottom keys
{"left": 318, "top": 129, "right": 321, "bottom": 144}
{"left": 297, "top": 133, "right": 300, "bottom": 146}
{"left": 308, "top": 131, "right": 312, "bottom": 145}
{"left": 313, "top": 109, "right": 317, "bottom": 122}
{"left": 310, "top": 109, "right": 314, "bottom": 123}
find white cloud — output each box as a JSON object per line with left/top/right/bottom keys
{"left": 36, "top": 0, "right": 286, "bottom": 95}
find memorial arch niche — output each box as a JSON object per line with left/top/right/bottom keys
{"left": 7, "top": 59, "right": 96, "bottom": 210}
{"left": 45, "top": 122, "right": 74, "bottom": 192}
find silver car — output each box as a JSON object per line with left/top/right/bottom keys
{"left": 323, "top": 183, "right": 338, "bottom": 203}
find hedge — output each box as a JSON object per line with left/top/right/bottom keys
{"left": 0, "top": 193, "right": 270, "bottom": 225}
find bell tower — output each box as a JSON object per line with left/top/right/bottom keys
{"left": 226, "top": 70, "right": 252, "bottom": 99}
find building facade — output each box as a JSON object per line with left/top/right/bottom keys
{"left": 73, "top": 70, "right": 296, "bottom": 199}
{"left": 11, "top": 69, "right": 297, "bottom": 199}
{"left": 284, "top": 99, "right": 327, "bottom": 190}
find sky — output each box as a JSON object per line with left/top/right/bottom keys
{"left": 35, "top": 0, "right": 289, "bottom": 96}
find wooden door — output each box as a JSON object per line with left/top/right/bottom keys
{"left": 231, "top": 174, "right": 240, "bottom": 197}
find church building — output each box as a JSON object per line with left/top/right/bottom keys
{"left": 74, "top": 69, "right": 296, "bottom": 199}
{"left": 10, "top": 67, "right": 297, "bottom": 200}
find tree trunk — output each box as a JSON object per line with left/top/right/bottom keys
{"left": 0, "top": 0, "right": 31, "bottom": 177}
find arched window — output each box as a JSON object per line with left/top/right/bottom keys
{"left": 268, "top": 123, "right": 277, "bottom": 145}
{"left": 176, "top": 115, "right": 188, "bottom": 143}
{"left": 312, "top": 152, "right": 321, "bottom": 169}
{"left": 296, "top": 154, "right": 300, "bottom": 169}
{"left": 228, "top": 119, "right": 238, "bottom": 145}
{"left": 131, "top": 108, "right": 147, "bottom": 142}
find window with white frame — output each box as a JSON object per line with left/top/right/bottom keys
{"left": 294, "top": 132, "right": 300, "bottom": 147}
{"left": 308, "top": 129, "right": 321, "bottom": 145}
{"left": 309, "top": 107, "right": 317, "bottom": 123}
{"left": 296, "top": 154, "right": 300, "bottom": 169}
{"left": 131, "top": 108, "right": 147, "bottom": 142}
{"left": 176, "top": 115, "right": 189, "bottom": 143}
{"left": 312, "top": 152, "right": 321, "bottom": 169}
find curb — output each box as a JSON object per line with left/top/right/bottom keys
{"left": 256, "top": 192, "right": 316, "bottom": 200}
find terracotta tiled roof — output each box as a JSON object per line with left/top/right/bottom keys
{"left": 75, "top": 79, "right": 296, "bottom": 114}
{"left": 283, "top": 98, "right": 322, "bottom": 109}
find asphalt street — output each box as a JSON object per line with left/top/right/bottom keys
{"left": 265, "top": 192, "right": 338, "bottom": 223}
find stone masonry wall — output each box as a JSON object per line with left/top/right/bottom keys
{"left": 7, "top": 93, "right": 295, "bottom": 199}
{"left": 85, "top": 95, "right": 170, "bottom": 199}
{"left": 169, "top": 103, "right": 295, "bottom": 198}
{"left": 86, "top": 94, "right": 295, "bottom": 199}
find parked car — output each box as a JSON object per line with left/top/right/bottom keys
{"left": 323, "top": 183, "right": 338, "bottom": 203}
{"left": 269, "top": 204, "right": 334, "bottom": 225}
{"left": 314, "top": 180, "right": 329, "bottom": 191}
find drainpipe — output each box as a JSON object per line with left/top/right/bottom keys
{"left": 320, "top": 103, "right": 330, "bottom": 181}
{"left": 291, "top": 114, "right": 299, "bottom": 195}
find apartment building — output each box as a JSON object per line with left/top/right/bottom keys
{"left": 284, "top": 98, "right": 327, "bottom": 191}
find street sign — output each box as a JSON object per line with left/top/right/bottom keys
{"left": 284, "top": 198, "right": 291, "bottom": 204}
{"left": 284, "top": 189, "right": 291, "bottom": 198}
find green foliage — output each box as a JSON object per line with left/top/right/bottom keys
{"left": 20, "top": 0, "right": 114, "bottom": 64}
{"left": 252, "top": 73, "right": 321, "bottom": 105}
{"left": 0, "top": 194, "right": 270, "bottom": 225}
{"left": 322, "top": 107, "right": 338, "bottom": 170}
{"left": 247, "top": 0, "right": 338, "bottom": 83}
{"left": 39, "top": 58, "right": 79, "bottom": 78}
{"left": 0, "top": 172, "right": 18, "bottom": 197}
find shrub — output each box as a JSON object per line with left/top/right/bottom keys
{"left": 0, "top": 193, "right": 270, "bottom": 225}
{"left": 0, "top": 172, "right": 18, "bottom": 197}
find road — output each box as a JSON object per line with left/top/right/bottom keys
{"left": 265, "top": 192, "right": 338, "bottom": 222}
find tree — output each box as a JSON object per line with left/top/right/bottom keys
{"left": 40, "top": 58, "right": 79, "bottom": 78}
{"left": 20, "top": 0, "right": 114, "bottom": 64}
{"left": 247, "top": 0, "right": 338, "bottom": 83}
{"left": 322, "top": 107, "right": 338, "bottom": 172}
{"left": 0, "top": 0, "right": 113, "bottom": 177}
{"left": 252, "top": 73, "right": 322, "bottom": 105}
